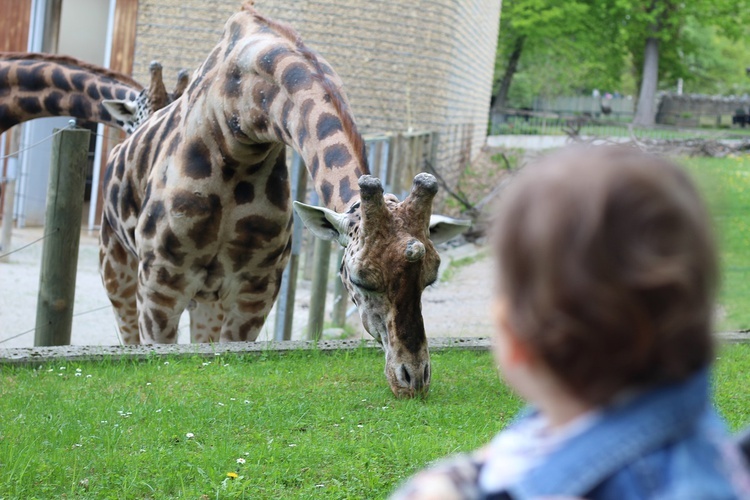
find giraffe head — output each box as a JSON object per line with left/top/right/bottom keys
{"left": 101, "top": 61, "right": 189, "bottom": 134}
{"left": 295, "top": 173, "right": 470, "bottom": 398}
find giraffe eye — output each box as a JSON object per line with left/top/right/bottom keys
{"left": 350, "top": 273, "right": 383, "bottom": 293}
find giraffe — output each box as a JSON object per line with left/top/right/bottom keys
{"left": 0, "top": 52, "right": 185, "bottom": 135}
{"left": 99, "top": 2, "right": 469, "bottom": 398}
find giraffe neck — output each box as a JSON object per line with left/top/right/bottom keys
{"left": 0, "top": 52, "right": 143, "bottom": 134}
{"left": 191, "top": 6, "right": 369, "bottom": 213}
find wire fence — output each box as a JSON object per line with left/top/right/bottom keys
{"left": 0, "top": 125, "right": 445, "bottom": 348}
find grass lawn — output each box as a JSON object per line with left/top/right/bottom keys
{"left": 684, "top": 155, "right": 750, "bottom": 330}
{"left": 0, "top": 350, "right": 520, "bottom": 499}
{"left": 1, "top": 346, "right": 749, "bottom": 499}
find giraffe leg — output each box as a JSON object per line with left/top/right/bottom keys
{"left": 136, "top": 263, "right": 196, "bottom": 344}
{"left": 188, "top": 301, "right": 224, "bottom": 343}
{"left": 99, "top": 219, "right": 139, "bottom": 345}
{"left": 220, "top": 280, "right": 282, "bottom": 342}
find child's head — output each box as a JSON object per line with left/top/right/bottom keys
{"left": 491, "top": 145, "right": 717, "bottom": 407}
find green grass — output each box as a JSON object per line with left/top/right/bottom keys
{"left": 1, "top": 347, "right": 748, "bottom": 499}
{"left": 0, "top": 350, "right": 521, "bottom": 499}
{"left": 683, "top": 156, "right": 750, "bottom": 330}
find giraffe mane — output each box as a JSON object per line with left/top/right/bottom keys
{"left": 241, "top": 4, "right": 368, "bottom": 173}
{"left": 0, "top": 52, "right": 145, "bottom": 91}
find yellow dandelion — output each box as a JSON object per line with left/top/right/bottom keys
{"left": 227, "top": 472, "right": 238, "bottom": 479}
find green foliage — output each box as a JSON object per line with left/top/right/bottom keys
{"left": 494, "top": 0, "right": 750, "bottom": 107}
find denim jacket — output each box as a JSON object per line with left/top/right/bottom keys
{"left": 390, "top": 370, "right": 750, "bottom": 500}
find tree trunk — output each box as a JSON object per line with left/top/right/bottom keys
{"left": 632, "top": 35, "right": 660, "bottom": 127}
{"left": 492, "top": 35, "right": 526, "bottom": 113}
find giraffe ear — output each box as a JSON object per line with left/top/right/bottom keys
{"left": 293, "top": 201, "right": 351, "bottom": 247}
{"left": 102, "top": 99, "right": 139, "bottom": 123}
{"left": 428, "top": 215, "right": 471, "bottom": 245}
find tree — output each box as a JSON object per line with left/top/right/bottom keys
{"left": 492, "top": 0, "right": 592, "bottom": 113}
{"left": 628, "top": 0, "right": 750, "bottom": 126}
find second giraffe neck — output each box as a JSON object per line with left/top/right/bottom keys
{"left": 0, "top": 52, "right": 143, "bottom": 134}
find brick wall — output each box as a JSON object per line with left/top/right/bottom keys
{"left": 131, "top": 0, "right": 501, "bottom": 204}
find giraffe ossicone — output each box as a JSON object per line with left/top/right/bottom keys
{"left": 98, "top": 2, "right": 470, "bottom": 398}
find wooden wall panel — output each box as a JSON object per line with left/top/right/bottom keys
{"left": 110, "top": 0, "right": 139, "bottom": 75}
{"left": 95, "top": 0, "right": 139, "bottom": 225}
{"left": 0, "top": 0, "right": 32, "bottom": 52}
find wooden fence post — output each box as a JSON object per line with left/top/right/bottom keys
{"left": 35, "top": 127, "right": 90, "bottom": 346}
{"left": 307, "top": 237, "right": 331, "bottom": 340}
{"left": 274, "top": 151, "right": 307, "bottom": 341}
{"left": 331, "top": 246, "right": 347, "bottom": 327}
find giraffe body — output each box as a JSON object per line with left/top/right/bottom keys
{"left": 100, "top": 3, "right": 469, "bottom": 397}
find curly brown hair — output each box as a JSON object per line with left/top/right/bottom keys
{"left": 491, "top": 145, "right": 718, "bottom": 406}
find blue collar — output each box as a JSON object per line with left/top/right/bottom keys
{"left": 509, "top": 370, "right": 711, "bottom": 498}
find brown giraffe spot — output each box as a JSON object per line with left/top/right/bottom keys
{"left": 0, "top": 106, "right": 18, "bottom": 131}
{"left": 228, "top": 216, "right": 282, "bottom": 271}
{"left": 152, "top": 309, "right": 170, "bottom": 332}
{"left": 43, "top": 91, "right": 64, "bottom": 115}
{"left": 86, "top": 84, "right": 100, "bottom": 100}
{"left": 310, "top": 154, "right": 319, "bottom": 179}
{"left": 158, "top": 228, "right": 186, "bottom": 266}
{"left": 141, "top": 201, "right": 165, "bottom": 238}
{"left": 223, "top": 63, "right": 242, "bottom": 98}
{"left": 234, "top": 181, "right": 255, "bottom": 204}
{"left": 16, "top": 64, "right": 46, "bottom": 92}
{"left": 113, "top": 154, "right": 126, "bottom": 180}
{"left": 186, "top": 194, "right": 223, "bottom": 250}
{"left": 320, "top": 180, "right": 334, "bottom": 206}
{"left": 252, "top": 82, "right": 279, "bottom": 114}
{"left": 69, "top": 94, "right": 92, "bottom": 120}
{"left": 257, "top": 45, "right": 291, "bottom": 75}
{"left": 281, "top": 100, "right": 293, "bottom": 135}
{"left": 70, "top": 72, "right": 88, "bottom": 91}
{"left": 225, "top": 21, "right": 245, "bottom": 57}
{"left": 16, "top": 96, "right": 42, "bottom": 115}
{"left": 281, "top": 63, "right": 313, "bottom": 94}
{"left": 264, "top": 152, "right": 289, "bottom": 211}
{"left": 221, "top": 163, "right": 237, "bottom": 182}
{"left": 182, "top": 139, "right": 213, "bottom": 179}
{"left": 239, "top": 274, "right": 269, "bottom": 294}
{"left": 238, "top": 317, "right": 265, "bottom": 341}
{"left": 156, "top": 267, "right": 184, "bottom": 290}
{"left": 141, "top": 251, "right": 156, "bottom": 280}
{"left": 149, "top": 290, "right": 177, "bottom": 309}
{"left": 143, "top": 312, "right": 154, "bottom": 335}
{"left": 323, "top": 144, "right": 352, "bottom": 169}
{"left": 119, "top": 182, "right": 139, "bottom": 221}
{"left": 260, "top": 239, "right": 290, "bottom": 267}
{"left": 296, "top": 99, "right": 314, "bottom": 146}
{"left": 238, "top": 300, "right": 266, "bottom": 314}
{"left": 339, "top": 177, "right": 355, "bottom": 204}
{"left": 110, "top": 240, "right": 130, "bottom": 265}
{"left": 50, "top": 67, "right": 71, "bottom": 91}
{"left": 316, "top": 113, "right": 343, "bottom": 141}
{"left": 227, "top": 113, "right": 248, "bottom": 139}
{"left": 114, "top": 87, "right": 129, "bottom": 100}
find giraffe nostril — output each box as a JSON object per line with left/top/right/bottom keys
{"left": 401, "top": 365, "right": 411, "bottom": 386}
{"left": 424, "top": 363, "right": 430, "bottom": 384}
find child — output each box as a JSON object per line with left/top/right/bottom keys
{"left": 390, "top": 146, "right": 750, "bottom": 499}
